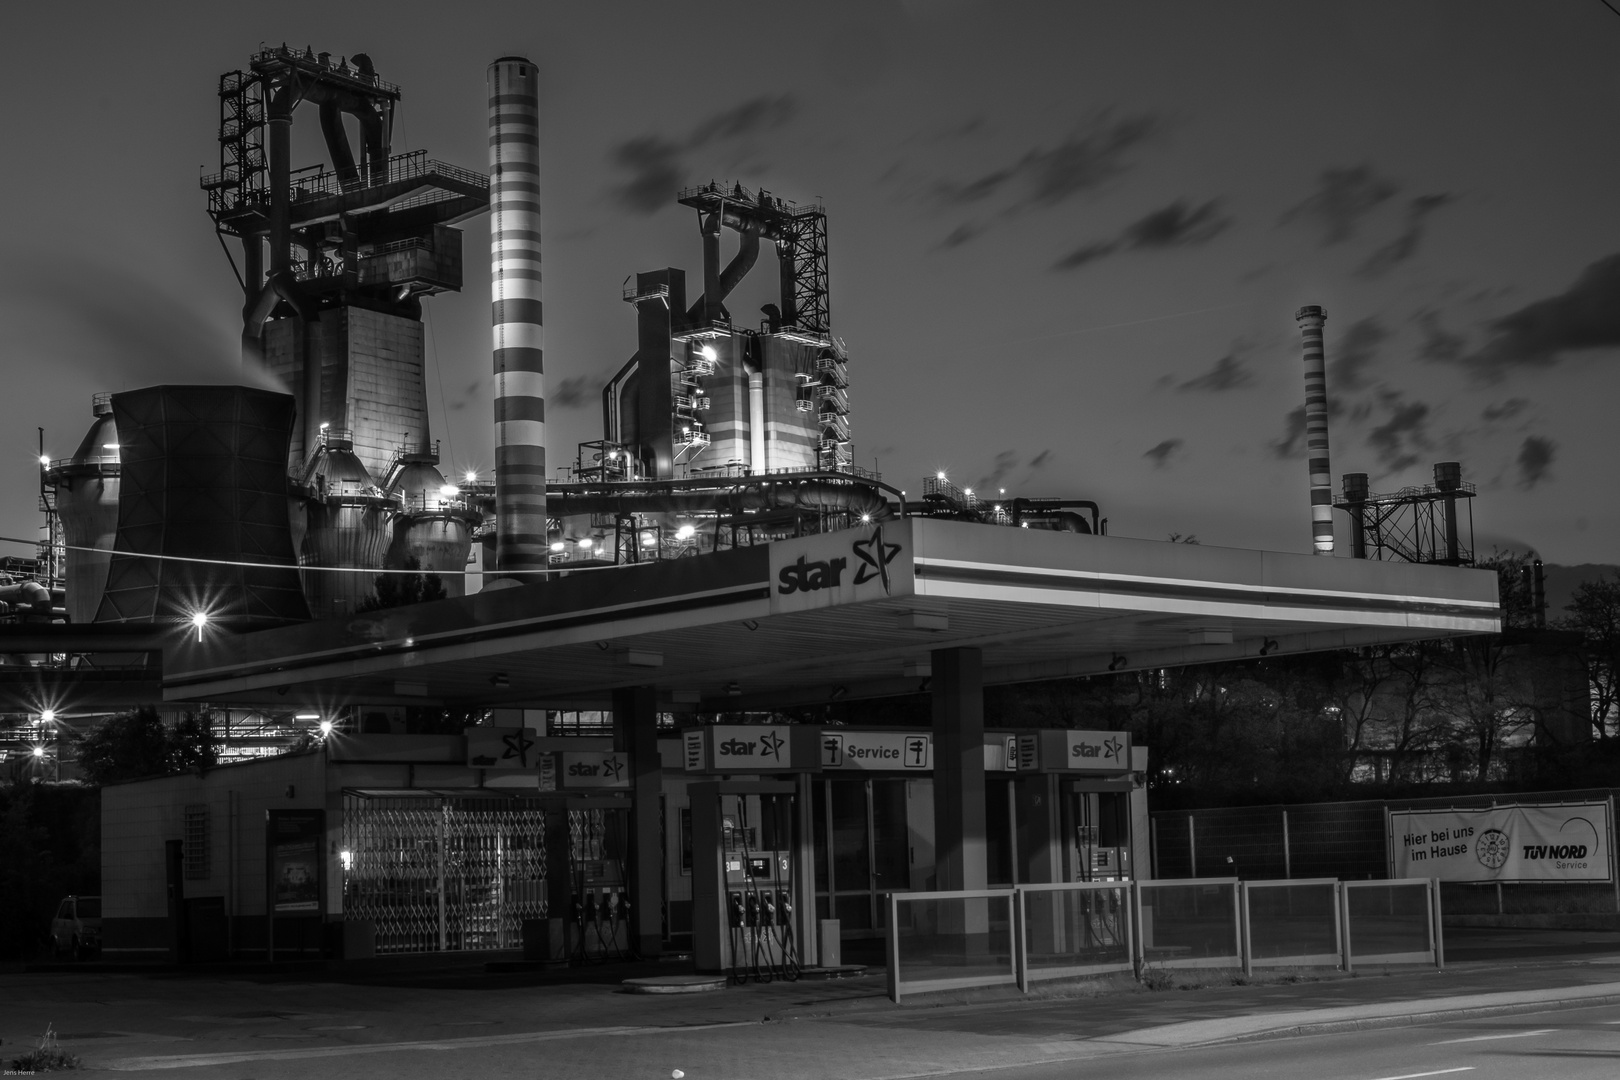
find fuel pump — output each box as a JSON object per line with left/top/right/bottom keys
{"left": 689, "top": 780, "right": 808, "bottom": 981}
{"left": 540, "top": 794, "right": 635, "bottom": 964}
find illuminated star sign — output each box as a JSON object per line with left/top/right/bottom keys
{"left": 852, "top": 526, "right": 902, "bottom": 592}
{"left": 1102, "top": 736, "right": 1123, "bottom": 761}
{"left": 501, "top": 728, "right": 537, "bottom": 768}
{"left": 759, "top": 730, "right": 785, "bottom": 760}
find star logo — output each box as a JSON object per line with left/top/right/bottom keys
{"left": 852, "top": 526, "right": 902, "bottom": 593}
{"left": 601, "top": 755, "right": 625, "bottom": 781}
{"left": 1102, "top": 735, "right": 1123, "bottom": 761}
{"left": 759, "top": 730, "right": 785, "bottom": 760}
{"left": 500, "top": 728, "right": 536, "bottom": 768}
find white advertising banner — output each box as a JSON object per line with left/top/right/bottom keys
{"left": 1389, "top": 803, "right": 1613, "bottom": 883}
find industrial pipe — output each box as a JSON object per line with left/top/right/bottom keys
{"left": 488, "top": 56, "right": 549, "bottom": 582}
{"left": 547, "top": 478, "right": 894, "bottom": 522}
{"left": 1295, "top": 306, "right": 1335, "bottom": 555}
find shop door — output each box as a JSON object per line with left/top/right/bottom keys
{"left": 812, "top": 777, "right": 910, "bottom": 935}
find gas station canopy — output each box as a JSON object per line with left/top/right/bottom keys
{"left": 162, "top": 518, "right": 1501, "bottom": 710}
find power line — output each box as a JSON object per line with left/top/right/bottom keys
{"left": 0, "top": 534, "right": 641, "bottom": 578}
{"left": 1599, "top": 0, "right": 1620, "bottom": 21}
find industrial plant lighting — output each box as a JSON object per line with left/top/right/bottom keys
{"left": 294, "top": 712, "right": 320, "bottom": 721}
{"left": 40, "top": 709, "right": 56, "bottom": 723}
{"left": 38, "top": 455, "right": 49, "bottom": 466}
{"left": 860, "top": 514, "right": 871, "bottom": 523}
{"left": 339, "top": 849, "right": 354, "bottom": 871}
{"left": 319, "top": 720, "right": 335, "bottom": 736}
{"left": 103, "top": 443, "right": 119, "bottom": 450}
{"left": 578, "top": 537, "right": 594, "bottom": 551}
{"left": 190, "top": 611, "right": 209, "bottom": 640}
{"left": 699, "top": 344, "right": 719, "bottom": 362}
{"left": 936, "top": 471, "right": 946, "bottom": 480}
{"left": 465, "top": 470, "right": 478, "bottom": 483}
{"left": 32, "top": 746, "right": 45, "bottom": 758}
{"left": 439, "top": 484, "right": 460, "bottom": 497}
{"left": 320, "top": 421, "right": 330, "bottom": 429}
{"left": 550, "top": 541, "right": 566, "bottom": 553}
{"left": 675, "top": 524, "right": 696, "bottom": 540}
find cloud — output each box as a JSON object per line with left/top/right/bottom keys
{"left": 1365, "top": 392, "right": 1432, "bottom": 471}
{"left": 1517, "top": 435, "right": 1556, "bottom": 488}
{"left": 1053, "top": 198, "right": 1231, "bottom": 271}
{"left": 1455, "top": 253, "right": 1620, "bottom": 378}
{"left": 976, "top": 449, "right": 1020, "bottom": 492}
{"left": 1330, "top": 317, "right": 1388, "bottom": 390}
{"left": 937, "top": 112, "right": 1159, "bottom": 219}
{"left": 1417, "top": 310, "right": 1467, "bottom": 363}
{"left": 1280, "top": 165, "right": 1399, "bottom": 245}
{"left": 549, "top": 376, "right": 595, "bottom": 409}
{"left": 1143, "top": 438, "right": 1184, "bottom": 469}
{"left": 941, "top": 222, "right": 985, "bottom": 249}
{"left": 1357, "top": 193, "right": 1456, "bottom": 278}
{"left": 1028, "top": 449, "right": 1053, "bottom": 470}
{"left": 1178, "top": 353, "right": 1252, "bottom": 392}
{"left": 1482, "top": 398, "right": 1528, "bottom": 422}
{"left": 1269, "top": 406, "right": 1307, "bottom": 459}
{"left": 609, "top": 95, "right": 798, "bottom": 213}
{"left": 610, "top": 137, "right": 685, "bottom": 214}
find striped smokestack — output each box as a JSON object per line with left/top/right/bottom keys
{"left": 1294, "top": 305, "right": 1334, "bottom": 555}
{"left": 488, "top": 57, "right": 548, "bottom": 581}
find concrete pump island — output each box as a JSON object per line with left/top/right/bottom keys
{"left": 5, "top": 47, "right": 1502, "bottom": 992}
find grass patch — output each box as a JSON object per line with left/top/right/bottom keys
{"left": 8, "top": 1025, "right": 80, "bottom": 1072}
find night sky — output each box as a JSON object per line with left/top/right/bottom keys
{"left": 4, "top": 1, "right": 1619, "bottom": 564}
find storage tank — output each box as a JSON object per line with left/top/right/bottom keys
{"left": 299, "top": 436, "right": 395, "bottom": 618}
{"left": 384, "top": 459, "right": 479, "bottom": 598}
{"left": 48, "top": 394, "right": 122, "bottom": 623}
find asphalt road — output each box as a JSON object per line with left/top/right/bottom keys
{"left": 993, "top": 1002, "right": 1620, "bottom": 1080}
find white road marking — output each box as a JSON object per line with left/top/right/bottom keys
{"left": 1431, "top": 1028, "right": 1556, "bottom": 1045}
{"left": 100, "top": 1021, "right": 757, "bottom": 1071}
{"left": 1364, "top": 1069, "right": 1474, "bottom": 1080}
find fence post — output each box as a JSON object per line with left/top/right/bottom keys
{"left": 1340, "top": 882, "right": 1354, "bottom": 973}
{"left": 1332, "top": 881, "right": 1343, "bottom": 969}
{"left": 1239, "top": 882, "right": 1252, "bottom": 978}
{"left": 1282, "top": 810, "right": 1292, "bottom": 880}
{"left": 886, "top": 893, "right": 900, "bottom": 1004}
{"left": 1014, "top": 889, "right": 1029, "bottom": 993}
{"left": 1132, "top": 881, "right": 1145, "bottom": 979}
{"left": 1123, "top": 883, "right": 1137, "bottom": 981}
{"left": 1432, "top": 877, "right": 1445, "bottom": 971}
{"left": 1188, "top": 815, "right": 1197, "bottom": 878}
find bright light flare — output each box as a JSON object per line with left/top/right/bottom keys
{"left": 190, "top": 611, "right": 209, "bottom": 641}
{"left": 465, "top": 470, "right": 478, "bottom": 483}
{"left": 549, "top": 541, "right": 566, "bottom": 553}
{"left": 675, "top": 524, "right": 696, "bottom": 540}
{"left": 936, "top": 471, "right": 946, "bottom": 480}
{"left": 294, "top": 712, "right": 320, "bottom": 721}
{"left": 439, "top": 484, "right": 460, "bottom": 497}
{"left": 578, "top": 537, "right": 594, "bottom": 551}
{"left": 699, "top": 344, "right": 718, "bottom": 362}
{"left": 319, "top": 720, "right": 335, "bottom": 736}
{"left": 32, "top": 746, "right": 46, "bottom": 758}
{"left": 40, "top": 709, "right": 56, "bottom": 723}
{"left": 39, "top": 455, "right": 50, "bottom": 466}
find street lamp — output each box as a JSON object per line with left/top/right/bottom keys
{"left": 190, "top": 611, "right": 209, "bottom": 642}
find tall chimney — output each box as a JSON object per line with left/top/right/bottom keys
{"left": 1294, "top": 306, "right": 1334, "bottom": 555}
{"left": 488, "top": 57, "right": 548, "bottom": 582}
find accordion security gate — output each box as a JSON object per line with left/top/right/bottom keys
{"left": 341, "top": 793, "right": 557, "bottom": 955}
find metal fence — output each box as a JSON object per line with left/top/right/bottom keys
{"left": 886, "top": 876, "right": 1443, "bottom": 1002}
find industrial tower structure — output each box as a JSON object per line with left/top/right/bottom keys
{"left": 602, "top": 182, "right": 849, "bottom": 481}
{"left": 201, "top": 47, "right": 489, "bottom": 614}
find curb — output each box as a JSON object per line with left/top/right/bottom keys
{"left": 1216, "top": 990, "right": 1620, "bottom": 1045}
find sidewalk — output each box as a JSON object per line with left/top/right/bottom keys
{"left": 5, "top": 950, "right": 1620, "bottom": 1078}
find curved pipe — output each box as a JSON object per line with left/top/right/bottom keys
{"left": 319, "top": 100, "right": 361, "bottom": 189}
{"left": 1010, "top": 498, "right": 1100, "bottom": 534}
{"left": 1024, "top": 512, "right": 1091, "bottom": 534}
{"left": 717, "top": 229, "right": 760, "bottom": 299}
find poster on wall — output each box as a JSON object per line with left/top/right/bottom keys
{"left": 1388, "top": 803, "right": 1613, "bottom": 883}
{"left": 266, "top": 809, "right": 325, "bottom": 914}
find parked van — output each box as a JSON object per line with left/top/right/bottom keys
{"left": 50, "top": 895, "right": 101, "bottom": 959}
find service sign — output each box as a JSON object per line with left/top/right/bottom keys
{"left": 466, "top": 726, "right": 540, "bottom": 770}
{"left": 822, "top": 731, "right": 932, "bottom": 771}
{"left": 683, "top": 725, "right": 819, "bottom": 773}
{"left": 558, "top": 751, "right": 631, "bottom": 789}
{"left": 1016, "top": 730, "right": 1131, "bottom": 773}
{"left": 768, "top": 521, "right": 914, "bottom": 615}
{"left": 1390, "top": 803, "right": 1613, "bottom": 883}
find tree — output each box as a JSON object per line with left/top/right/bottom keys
{"left": 358, "top": 556, "right": 446, "bottom": 612}
{"left": 1559, "top": 570, "right": 1620, "bottom": 741}
{"left": 75, "top": 706, "right": 219, "bottom": 786}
